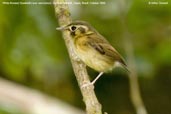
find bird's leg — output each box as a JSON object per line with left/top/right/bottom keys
{"left": 91, "top": 72, "right": 104, "bottom": 85}
{"left": 81, "top": 72, "right": 104, "bottom": 88}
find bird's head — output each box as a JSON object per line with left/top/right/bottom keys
{"left": 56, "top": 21, "right": 96, "bottom": 38}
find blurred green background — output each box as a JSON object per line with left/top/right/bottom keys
{"left": 0, "top": 0, "right": 171, "bottom": 114}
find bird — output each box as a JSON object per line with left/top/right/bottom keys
{"left": 56, "top": 21, "right": 129, "bottom": 87}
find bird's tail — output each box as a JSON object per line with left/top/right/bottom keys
{"left": 114, "top": 61, "right": 130, "bottom": 74}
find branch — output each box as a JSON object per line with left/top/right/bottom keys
{"left": 122, "top": 25, "right": 148, "bottom": 114}
{"left": 117, "top": 1, "right": 148, "bottom": 114}
{"left": 0, "top": 78, "right": 85, "bottom": 114}
{"left": 53, "top": 0, "right": 103, "bottom": 114}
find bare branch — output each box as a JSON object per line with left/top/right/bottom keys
{"left": 53, "top": 0, "right": 103, "bottom": 114}
{"left": 117, "top": 0, "right": 148, "bottom": 114}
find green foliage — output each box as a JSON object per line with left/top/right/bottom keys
{"left": 0, "top": 0, "right": 171, "bottom": 114}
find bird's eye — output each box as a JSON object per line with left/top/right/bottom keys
{"left": 71, "top": 26, "right": 77, "bottom": 31}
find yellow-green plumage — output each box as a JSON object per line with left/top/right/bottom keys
{"left": 74, "top": 30, "right": 126, "bottom": 72}
{"left": 57, "top": 20, "right": 128, "bottom": 76}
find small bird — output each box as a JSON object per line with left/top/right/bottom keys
{"left": 57, "top": 21, "right": 129, "bottom": 87}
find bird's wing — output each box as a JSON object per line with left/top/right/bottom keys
{"left": 87, "top": 34, "right": 127, "bottom": 67}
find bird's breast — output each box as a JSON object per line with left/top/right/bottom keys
{"left": 74, "top": 37, "right": 114, "bottom": 72}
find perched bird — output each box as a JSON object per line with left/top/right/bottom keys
{"left": 57, "top": 21, "right": 129, "bottom": 87}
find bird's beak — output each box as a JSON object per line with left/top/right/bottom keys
{"left": 56, "top": 25, "right": 67, "bottom": 31}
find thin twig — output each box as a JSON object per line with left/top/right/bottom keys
{"left": 122, "top": 24, "right": 148, "bottom": 114}
{"left": 118, "top": 0, "right": 148, "bottom": 114}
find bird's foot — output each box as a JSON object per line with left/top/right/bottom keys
{"left": 81, "top": 82, "right": 94, "bottom": 89}
{"left": 81, "top": 72, "right": 104, "bottom": 89}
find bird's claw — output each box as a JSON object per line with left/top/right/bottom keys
{"left": 81, "top": 82, "right": 94, "bottom": 89}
